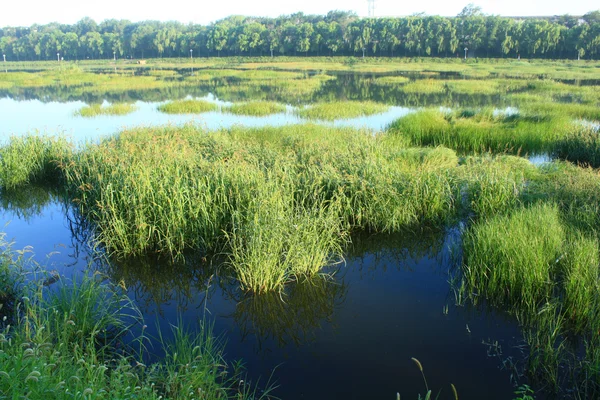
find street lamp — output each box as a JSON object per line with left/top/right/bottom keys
{"left": 190, "top": 49, "right": 193, "bottom": 60}
{"left": 57, "top": 52, "right": 60, "bottom": 62}
{"left": 464, "top": 47, "right": 468, "bottom": 60}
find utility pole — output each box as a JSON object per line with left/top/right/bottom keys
{"left": 367, "top": 0, "right": 375, "bottom": 17}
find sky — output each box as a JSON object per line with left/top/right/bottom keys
{"left": 1, "top": 0, "right": 596, "bottom": 27}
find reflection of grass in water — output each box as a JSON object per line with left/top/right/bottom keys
{"left": 0, "top": 184, "right": 56, "bottom": 221}
{"left": 224, "top": 101, "right": 286, "bottom": 116}
{"left": 297, "top": 101, "right": 389, "bottom": 120}
{"left": 399, "top": 79, "right": 446, "bottom": 94}
{"left": 372, "top": 76, "right": 410, "bottom": 85}
{"left": 100, "top": 251, "right": 219, "bottom": 311}
{"left": 232, "top": 276, "right": 346, "bottom": 347}
{"left": 157, "top": 99, "right": 218, "bottom": 114}
{"left": 76, "top": 103, "right": 137, "bottom": 117}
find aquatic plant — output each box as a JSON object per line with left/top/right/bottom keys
{"left": 224, "top": 101, "right": 287, "bottom": 116}
{"left": 0, "top": 135, "right": 72, "bottom": 190}
{"left": 157, "top": 99, "right": 218, "bottom": 114}
{"left": 76, "top": 102, "right": 137, "bottom": 117}
{"left": 388, "top": 108, "right": 572, "bottom": 155}
{"left": 462, "top": 204, "right": 564, "bottom": 310}
{"left": 297, "top": 101, "right": 389, "bottom": 120}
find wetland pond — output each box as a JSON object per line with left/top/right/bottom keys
{"left": 2, "top": 66, "right": 598, "bottom": 399}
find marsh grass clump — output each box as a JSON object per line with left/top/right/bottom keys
{"left": 227, "top": 176, "right": 345, "bottom": 293}
{"left": 462, "top": 204, "right": 564, "bottom": 310}
{"left": 388, "top": 108, "right": 571, "bottom": 155}
{"left": 0, "top": 135, "right": 72, "bottom": 190}
{"left": 76, "top": 103, "right": 138, "bottom": 117}
{"left": 63, "top": 125, "right": 252, "bottom": 258}
{"left": 297, "top": 101, "right": 389, "bottom": 121}
{"left": 526, "top": 162, "right": 600, "bottom": 235}
{"left": 224, "top": 101, "right": 287, "bottom": 116}
{"left": 157, "top": 99, "right": 218, "bottom": 114}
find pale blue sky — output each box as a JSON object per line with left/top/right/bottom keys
{"left": 1, "top": 0, "right": 596, "bottom": 27}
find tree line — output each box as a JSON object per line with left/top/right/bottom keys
{"left": 1, "top": 6, "right": 599, "bottom": 61}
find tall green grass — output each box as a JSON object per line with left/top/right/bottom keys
{"left": 297, "top": 101, "right": 389, "bottom": 120}
{"left": 224, "top": 101, "right": 286, "bottom": 116}
{"left": 388, "top": 108, "right": 572, "bottom": 155}
{"left": 462, "top": 204, "right": 564, "bottom": 310}
{"left": 227, "top": 177, "right": 344, "bottom": 293}
{"left": 0, "top": 135, "right": 72, "bottom": 190}
{"left": 157, "top": 99, "right": 218, "bottom": 114}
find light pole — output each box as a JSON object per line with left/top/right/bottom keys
{"left": 362, "top": 47, "right": 366, "bottom": 59}
{"left": 190, "top": 49, "right": 193, "bottom": 60}
{"left": 57, "top": 52, "right": 60, "bottom": 63}
{"left": 464, "top": 47, "right": 468, "bottom": 60}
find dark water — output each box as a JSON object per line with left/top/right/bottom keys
{"left": 0, "top": 187, "right": 525, "bottom": 400}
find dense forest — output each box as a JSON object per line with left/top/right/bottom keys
{"left": 1, "top": 6, "right": 599, "bottom": 61}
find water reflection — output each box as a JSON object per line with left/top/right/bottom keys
{"left": 229, "top": 277, "right": 347, "bottom": 349}
{"left": 100, "top": 252, "right": 218, "bottom": 314}
{"left": 0, "top": 184, "right": 57, "bottom": 221}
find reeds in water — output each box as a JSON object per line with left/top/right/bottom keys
{"left": 75, "top": 103, "right": 137, "bottom": 117}
{"left": 297, "top": 101, "right": 389, "bottom": 121}
{"left": 157, "top": 99, "right": 218, "bottom": 114}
